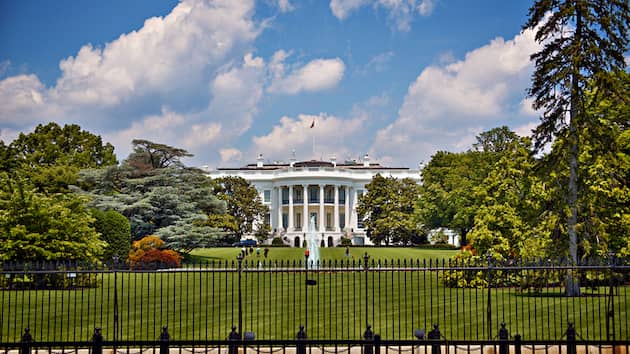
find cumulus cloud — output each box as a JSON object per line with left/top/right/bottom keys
{"left": 0, "top": 75, "right": 49, "bottom": 126}
{"left": 220, "top": 148, "right": 243, "bottom": 163}
{"left": 330, "top": 0, "right": 436, "bottom": 31}
{"left": 267, "top": 54, "right": 345, "bottom": 94}
{"left": 252, "top": 113, "right": 367, "bottom": 162}
{"left": 0, "top": 0, "right": 266, "bottom": 167}
{"left": 372, "top": 28, "right": 541, "bottom": 166}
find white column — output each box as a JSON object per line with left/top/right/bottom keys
{"left": 303, "top": 184, "right": 308, "bottom": 231}
{"left": 277, "top": 186, "right": 283, "bottom": 231}
{"left": 288, "top": 185, "right": 294, "bottom": 231}
{"left": 319, "top": 184, "right": 325, "bottom": 232}
{"left": 344, "top": 186, "right": 350, "bottom": 231}
{"left": 352, "top": 187, "right": 359, "bottom": 230}
{"left": 334, "top": 184, "right": 340, "bottom": 232}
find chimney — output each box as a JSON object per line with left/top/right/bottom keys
{"left": 363, "top": 154, "right": 370, "bottom": 167}
{"left": 330, "top": 154, "right": 337, "bottom": 167}
{"left": 257, "top": 154, "right": 264, "bottom": 168}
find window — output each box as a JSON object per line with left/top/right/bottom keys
{"left": 264, "top": 213, "right": 270, "bottom": 225}
{"left": 295, "top": 212, "right": 302, "bottom": 229}
{"left": 282, "top": 188, "right": 289, "bottom": 204}
{"left": 294, "top": 187, "right": 303, "bottom": 203}
{"left": 340, "top": 213, "right": 345, "bottom": 229}
{"left": 324, "top": 188, "right": 334, "bottom": 203}
{"left": 309, "top": 187, "right": 319, "bottom": 203}
{"left": 263, "top": 190, "right": 271, "bottom": 203}
{"left": 326, "top": 212, "right": 332, "bottom": 230}
{"left": 282, "top": 213, "right": 288, "bottom": 229}
{"left": 339, "top": 188, "right": 346, "bottom": 204}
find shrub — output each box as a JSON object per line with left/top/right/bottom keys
{"left": 271, "top": 237, "right": 286, "bottom": 246}
{"left": 128, "top": 236, "right": 182, "bottom": 269}
{"left": 339, "top": 238, "right": 352, "bottom": 247}
{"left": 92, "top": 209, "right": 131, "bottom": 262}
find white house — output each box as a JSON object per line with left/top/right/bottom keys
{"left": 207, "top": 154, "right": 420, "bottom": 247}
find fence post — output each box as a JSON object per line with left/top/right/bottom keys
{"left": 374, "top": 334, "right": 381, "bottom": 354}
{"left": 237, "top": 254, "right": 243, "bottom": 339}
{"left": 20, "top": 328, "right": 32, "bottom": 354}
{"left": 364, "top": 252, "right": 370, "bottom": 330}
{"left": 566, "top": 323, "right": 576, "bottom": 354}
{"left": 498, "top": 323, "right": 508, "bottom": 354}
{"left": 296, "top": 324, "right": 307, "bottom": 354}
{"left": 486, "top": 253, "right": 493, "bottom": 340}
{"left": 513, "top": 334, "right": 521, "bottom": 354}
{"left": 363, "top": 324, "right": 374, "bottom": 354}
{"left": 607, "top": 251, "right": 615, "bottom": 341}
{"left": 159, "top": 326, "right": 170, "bottom": 354}
{"left": 228, "top": 325, "right": 240, "bottom": 354}
{"left": 428, "top": 323, "right": 441, "bottom": 354}
{"left": 91, "top": 327, "right": 103, "bottom": 354}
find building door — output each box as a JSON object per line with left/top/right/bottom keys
{"left": 327, "top": 236, "right": 333, "bottom": 247}
{"left": 294, "top": 237, "right": 301, "bottom": 247}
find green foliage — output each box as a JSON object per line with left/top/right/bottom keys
{"left": 156, "top": 215, "right": 227, "bottom": 254}
{"left": 416, "top": 150, "right": 492, "bottom": 245}
{"left": 254, "top": 224, "right": 271, "bottom": 243}
{"left": 3, "top": 123, "right": 117, "bottom": 193}
{"left": 8, "top": 122, "right": 117, "bottom": 169}
{"left": 524, "top": 0, "right": 629, "bottom": 294}
{"left": 271, "top": 237, "right": 286, "bottom": 246}
{"left": 339, "top": 237, "right": 352, "bottom": 247}
{"left": 77, "top": 141, "right": 227, "bottom": 250}
{"left": 0, "top": 174, "right": 105, "bottom": 262}
{"left": 92, "top": 209, "right": 132, "bottom": 262}
{"left": 357, "top": 174, "right": 422, "bottom": 245}
{"left": 213, "top": 176, "right": 269, "bottom": 239}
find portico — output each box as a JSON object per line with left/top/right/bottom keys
{"left": 207, "top": 155, "right": 419, "bottom": 247}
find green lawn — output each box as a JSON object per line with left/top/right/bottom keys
{"left": 188, "top": 247, "right": 459, "bottom": 263}
{"left": 1, "top": 248, "right": 628, "bottom": 343}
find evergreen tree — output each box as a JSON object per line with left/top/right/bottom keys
{"left": 524, "top": 0, "right": 629, "bottom": 295}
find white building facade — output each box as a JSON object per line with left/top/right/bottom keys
{"left": 208, "top": 155, "right": 420, "bottom": 247}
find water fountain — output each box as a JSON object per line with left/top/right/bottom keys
{"left": 306, "top": 215, "right": 320, "bottom": 269}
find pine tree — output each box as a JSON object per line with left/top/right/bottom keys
{"left": 524, "top": 0, "right": 629, "bottom": 295}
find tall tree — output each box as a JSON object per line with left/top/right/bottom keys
{"left": 357, "top": 174, "right": 422, "bottom": 245}
{"left": 4, "top": 123, "right": 117, "bottom": 193}
{"left": 213, "top": 176, "right": 269, "bottom": 240}
{"left": 0, "top": 174, "right": 105, "bottom": 262}
{"left": 77, "top": 141, "right": 227, "bottom": 250}
{"left": 416, "top": 150, "right": 491, "bottom": 246}
{"left": 524, "top": 0, "right": 629, "bottom": 295}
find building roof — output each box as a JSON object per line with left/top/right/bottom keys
{"left": 216, "top": 160, "right": 410, "bottom": 171}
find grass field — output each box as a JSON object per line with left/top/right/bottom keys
{"left": 187, "top": 247, "right": 459, "bottom": 263}
{"left": 1, "top": 248, "right": 628, "bottom": 343}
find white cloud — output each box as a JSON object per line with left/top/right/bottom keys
{"left": 330, "top": 0, "right": 369, "bottom": 20}
{"left": 252, "top": 113, "right": 366, "bottom": 162}
{"left": 275, "top": 0, "right": 294, "bottom": 12}
{"left": 220, "top": 148, "right": 243, "bottom": 163}
{"left": 0, "top": 75, "right": 49, "bottom": 125}
{"left": 268, "top": 56, "right": 345, "bottom": 94}
{"left": 417, "top": 0, "right": 435, "bottom": 16}
{"left": 357, "top": 51, "right": 394, "bottom": 75}
{"left": 0, "top": 0, "right": 265, "bottom": 167}
{"left": 330, "top": 0, "right": 436, "bottom": 31}
{"left": 372, "top": 28, "right": 541, "bottom": 166}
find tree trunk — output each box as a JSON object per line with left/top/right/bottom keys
{"left": 565, "top": 0, "right": 582, "bottom": 297}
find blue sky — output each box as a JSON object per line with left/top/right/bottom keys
{"left": 1, "top": 0, "right": 542, "bottom": 168}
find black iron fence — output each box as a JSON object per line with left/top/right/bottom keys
{"left": 1, "top": 255, "right": 628, "bottom": 351}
